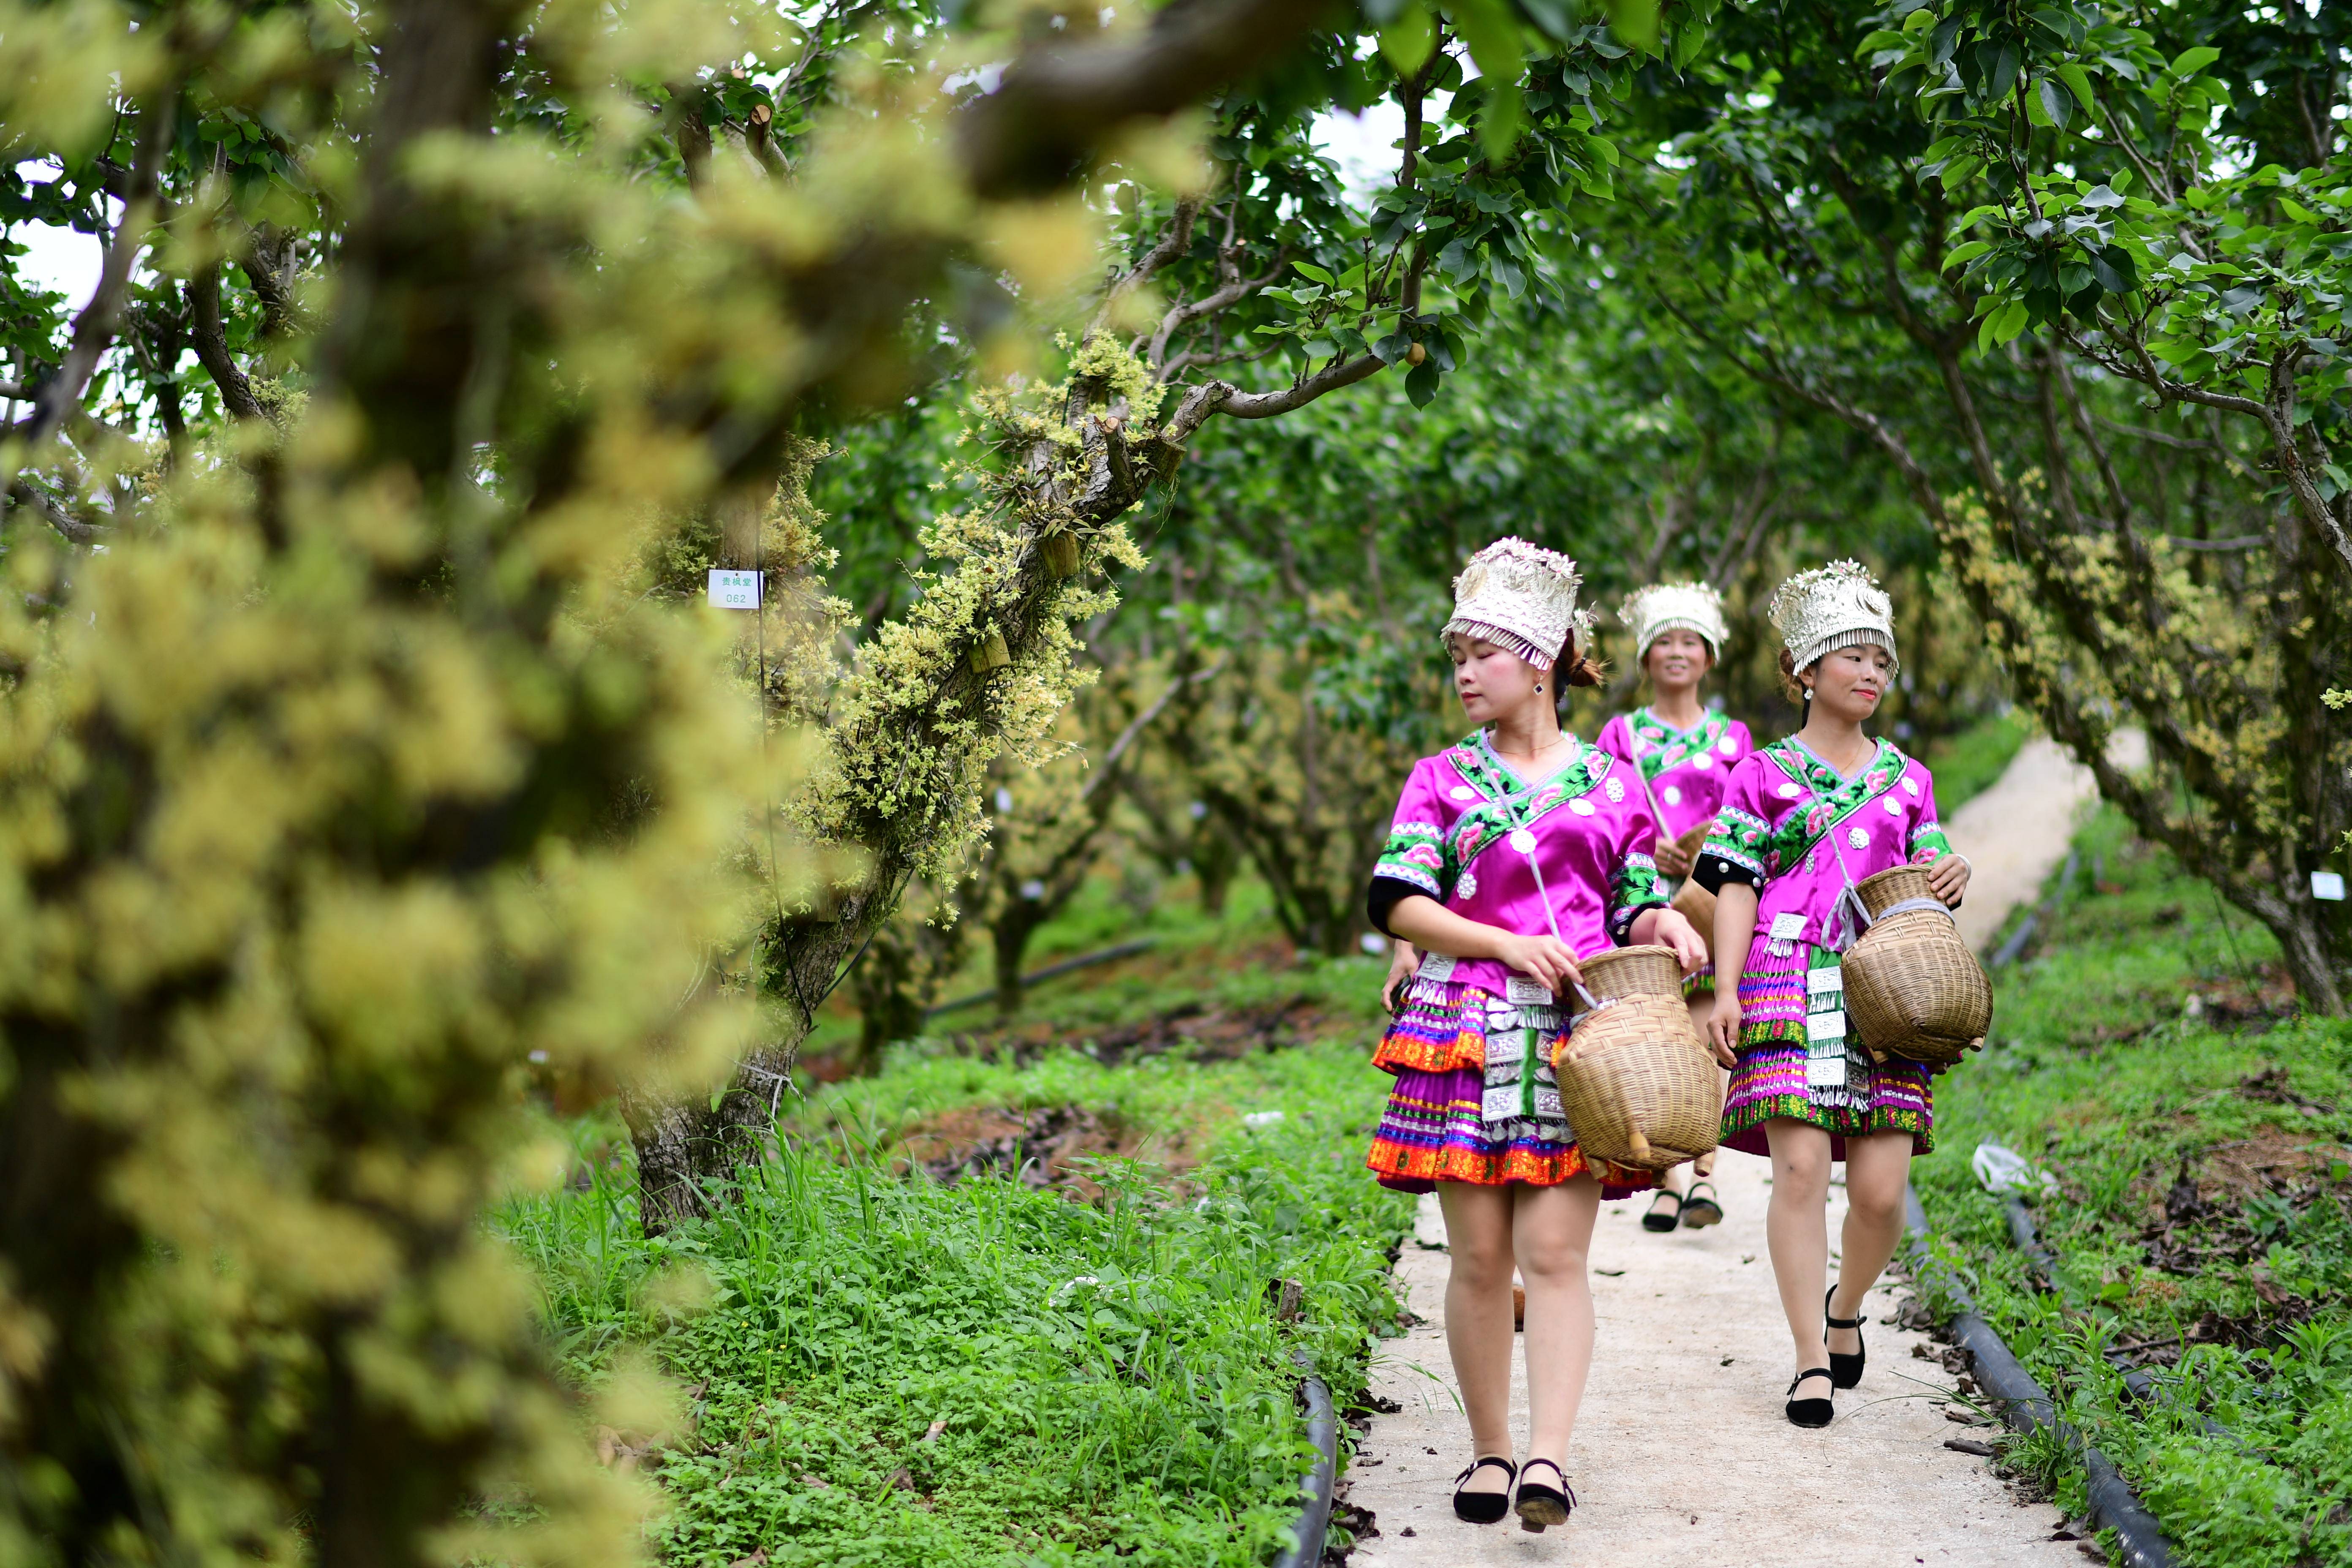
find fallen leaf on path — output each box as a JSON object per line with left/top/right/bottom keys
{"left": 1944, "top": 1438, "right": 1996, "bottom": 1456}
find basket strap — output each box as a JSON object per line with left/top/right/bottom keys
{"left": 1513, "top": 814, "right": 1605, "bottom": 1017}
{"left": 1870, "top": 895, "right": 1954, "bottom": 924}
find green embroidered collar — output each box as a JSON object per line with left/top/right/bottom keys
{"left": 1444, "top": 730, "right": 1618, "bottom": 862}
{"left": 1627, "top": 707, "right": 1727, "bottom": 780}
{"left": 1760, "top": 736, "right": 1908, "bottom": 867}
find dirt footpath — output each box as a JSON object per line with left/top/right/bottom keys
{"left": 1944, "top": 732, "right": 2140, "bottom": 953}
{"left": 1345, "top": 1165, "right": 2082, "bottom": 1568}
{"left": 1342, "top": 734, "right": 2127, "bottom": 1567}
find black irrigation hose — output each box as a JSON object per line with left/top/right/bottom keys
{"left": 2001, "top": 1196, "right": 2242, "bottom": 1450}
{"left": 924, "top": 938, "right": 1158, "bottom": 1018}
{"left": 1905, "top": 1187, "right": 2175, "bottom": 1568}
{"left": 1274, "top": 1349, "right": 1338, "bottom": 1568}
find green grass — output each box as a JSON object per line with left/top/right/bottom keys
{"left": 1923, "top": 708, "right": 2032, "bottom": 811}
{"left": 500, "top": 947, "right": 1416, "bottom": 1567}
{"left": 1919, "top": 804, "right": 2352, "bottom": 1567}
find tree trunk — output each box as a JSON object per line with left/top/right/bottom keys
{"left": 2245, "top": 879, "right": 2350, "bottom": 1017}
{"left": 993, "top": 900, "right": 1046, "bottom": 1018}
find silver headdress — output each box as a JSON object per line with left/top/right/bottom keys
{"left": 1618, "top": 580, "right": 1729, "bottom": 661}
{"left": 1768, "top": 559, "right": 1900, "bottom": 677}
{"left": 1440, "top": 537, "right": 1589, "bottom": 670}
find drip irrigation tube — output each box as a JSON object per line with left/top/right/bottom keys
{"left": 925, "top": 938, "right": 1157, "bottom": 1018}
{"left": 2001, "top": 1195, "right": 2240, "bottom": 1449}
{"left": 1274, "top": 1349, "right": 1337, "bottom": 1568}
{"left": 1905, "top": 1187, "right": 2175, "bottom": 1568}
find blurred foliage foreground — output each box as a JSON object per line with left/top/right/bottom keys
{"left": 0, "top": 0, "right": 1375, "bottom": 1562}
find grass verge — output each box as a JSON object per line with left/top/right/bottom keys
{"left": 1918, "top": 803, "right": 2352, "bottom": 1568}
{"left": 500, "top": 950, "right": 1414, "bottom": 1567}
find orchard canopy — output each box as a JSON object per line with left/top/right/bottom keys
{"left": 0, "top": 0, "right": 2346, "bottom": 1563}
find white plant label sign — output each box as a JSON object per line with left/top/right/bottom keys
{"left": 707, "top": 569, "right": 762, "bottom": 609}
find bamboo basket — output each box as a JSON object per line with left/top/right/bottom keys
{"left": 1551, "top": 945, "right": 1722, "bottom": 1171}
{"left": 1664, "top": 823, "right": 1716, "bottom": 960}
{"left": 1840, "top": 865, "right": 1993, "bottom": 1065}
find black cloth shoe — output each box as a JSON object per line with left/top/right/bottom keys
{"left": 1513, "top": 1456, "right": 1574, "bottom": 1532}
{"left": 1786, "top": 1367, "right": 1835, "bottom": 1427}
{"left": 1826, "top": 1285, "right": 1868, "bottom": 1389}
{"left": 1680, "top": 1180, "right": 1725, "bottom": 1228}
{"left": 1451, "top": 1455, "right": 1516, "bottom": 1523}
{"left": 1642, "top": 1189, "right": 1683, "bottom": 1232}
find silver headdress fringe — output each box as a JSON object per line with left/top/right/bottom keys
{"left": 1768, "top": 559, "right": 1900, "bottom": 677}
{"left": 1440, "top": 537, "right": 1589, "bottom": 671}
{"left": 1617, "top": 580, "right": 1729, "bottom": 660}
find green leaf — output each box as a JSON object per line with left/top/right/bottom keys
{"left": 1609, "top": 0, "right": 1661, "bottom": 52}
{"left": 1292, "top": 261, "right": 1337, "bottom": 286}
{"left": 1380, "top": 8, "right": 1436, "bottom": 74}
{"left": 1479, "top": 79, "right": 1524, "bottom": 161}
{"left": 1942, "top": 240, "right": 1994, "bottom": 270}
{"left": 2055, "top": 62, "right": 2098, "bottom": 115}
{"left": 2168, "top": 45, "right": 2221, "bottom": 78}
{"left": 2281, "top": 198, "right": 2319, "bottom": 224}
{"left": 1372, "top": 330, "right": 1413, "bottom": 365}
{"left": 1406, "top": 360, "right": 1442, "bottom": 407}
{"left": 2034, "top": 78, "right": 2071, "bottom": 130}
{"left": 1854, "top": 29, "right": 1908, "bottom": 60}
{"left": 1455, "top": 0, "right": 1526, "bottom": 91}
{"left": 1940, "top": 155, "right": 1982, "bottom": 190}
{"left": 1990, "top": 44, "right": 2021, "bottom": 102}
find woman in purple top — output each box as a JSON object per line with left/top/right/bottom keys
{"left": 1364, "top": 539, "right": 1707, "bottom": 1532}
{"left": 1692, "top": 562, "right": 1972, "bottom": 1428}
{"left": 1595, "top": 581, "right": 1753, "bottom": 1233}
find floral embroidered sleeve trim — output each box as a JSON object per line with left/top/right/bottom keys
{"left": 1694, "top": 806, "right": 1769, "bottom": 892}
{"left": 1375, "top": 819, "right": 1448, "bottom": 898}
{"left": 1908, "top": 823, "right": 1954, "bottom": 863}
{"left": 1608, "top": 852, "right": 1667, "bottom": 944}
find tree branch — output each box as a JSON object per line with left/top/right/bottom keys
{"left": 1161, "top": 353, "right": 1386, "bottom": 443}
{"left": 19, "top": 98, "right": 177, "bottom": 456}
{"left": 188, "top": 266, "right": 267, "bottom": 421}
{"left": 956, "top": 0, "right": 1327, "bottom": 198}
{"left": 1095, "top": 196, "right": 1200, "bottom": 335}
{"left": 6, "top": 478, "right": 101, "bottom": 545}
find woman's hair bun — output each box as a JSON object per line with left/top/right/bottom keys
{"left": 1559, "top": 634, "right": 1606, "bottom": 688}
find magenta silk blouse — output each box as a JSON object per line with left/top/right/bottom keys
{"left": 1593, "top": 707, "right": 1755, "bottom": 844}
{"left": 1368, "top": 730, "right": 1668, "bottom": 996}
{"left": 1692, "top": 737, "right": 1957, "bottom": 953}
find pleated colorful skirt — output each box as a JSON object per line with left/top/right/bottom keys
{"left": 1719, "top": 939, "right": 1933, "bottom": 1159}
{"left": 1365, "top": 977, "right": 1653, "bottom": 1195}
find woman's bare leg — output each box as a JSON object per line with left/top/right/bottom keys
{"left": 1762, "top": 1119, "right": 1835, "bottom": 1375}
{"left": 1831, "top": 1131, "right": 1915, "bottom": 1360}
{"left": 1686, "top": 994, "right": 1723, "bottom": 1181}
{"left": 1514, "top": 1175, "right": 1601, "bottom": 1466}
{"left": 1437, "top": 1182, "right": 1519, "bottom": 1495}
{"left": 1653, "top": 995, "right": 1723, "bottom": 1204}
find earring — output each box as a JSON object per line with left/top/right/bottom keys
{"left": 1534, "top": 682, "right": 1544, "bottom": 693}
{"left": 1802, "top": 688, "right": 1813, "bottom": 702}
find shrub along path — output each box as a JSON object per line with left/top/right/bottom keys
{"left": 1343, "top": 736, "right": 2098, "bottom": 1567}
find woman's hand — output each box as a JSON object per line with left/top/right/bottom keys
{"left": 1381, "top": 940, "right": 1419, "bottom": 1015}
{"left": 1648, "top": 909, "right": 1709, "bottom": 975}
{"left": 1493, "top": 932, "right": 1585, "bottom": 999}
{"left": 1653, "top": 838, "right": 1694, "bottom": 878}
{"left": 1927, "top": 851, "right": 1971, "bottom": 909}
{"left": 1704, "top": 989, "right": 1741, "bottom": 1067}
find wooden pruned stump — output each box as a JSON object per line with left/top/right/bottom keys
{"left": 1039, "top": 531, "right": 1081, "bottom": 580}
{"left": 969, "top": 629, "right": 1011, "bottom": 673}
